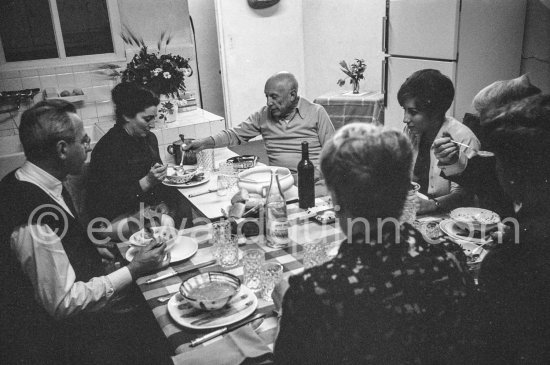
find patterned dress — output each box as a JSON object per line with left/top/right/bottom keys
{"left": 274, "top": 223, "right": 477, "bottom": 365}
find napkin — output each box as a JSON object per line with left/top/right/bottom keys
{"left": 172, "top": 325, "right": 272, "bottom": 365}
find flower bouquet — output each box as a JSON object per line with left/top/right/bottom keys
{"left": 120, "top": 29, "right": 192, "bottom": 98}
{"left": 337, "top": 58, "right": 366, "bottom": 94}
{"left": 119, "top": 28, "right": 193, "bottom": 123}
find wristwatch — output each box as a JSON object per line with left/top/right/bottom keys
{"left": 430, "top": 198, "right": 441, "bottom": 210}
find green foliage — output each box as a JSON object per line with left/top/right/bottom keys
{"left": 337, "top": 59, "right": 366, "bottom": 87}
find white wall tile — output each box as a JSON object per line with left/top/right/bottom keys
{"left": 39, "top": 75, "right": 58, "bottom": 89}
{"left": 161, "top": 126, "right": 182, "bottom": 145}
{"left": 210, "top": 120, "right": 226, "bottom": 135}
{"left": 19, "top": 69, "right": 38, "bottom": 78}
{"left": 96, "top": 101, "right": 114, "bottom": 117}
{"left": 38, "top": 67, "right": 56, "bottom": 76}
{"left": 72, "top": 64, "right": 90, "bottom": 72}
{"left": 1, "top": 78, "right": 23, "bottom": 91}
{"left": 93, "top": 85, "right": 111, "bottom": 102}
{"left": 91, "top": 70, "right": 112, "bottom": 87}
{"left": 21, "top": 76, "right": 41, "bottom": 90}
{"left": 80, "top": 103, "right": 97, "bottom": 119}
{"left": 74, "top": 72, "right": 92, "bottom": 88}
{"left": 150, "top": 129, "right": 163, "bottom": 145}
{"left": 57, "top": 73, "right": 75, "bottom": 91}
{"left": 98, "top": 116, "right": 115, "bottom": 124}
{"left": 194, "top": 122, "right": 211, "bottom": 139}
{"left": 83, "top": 118, "right": 99, "bottom": 126}
{"left": 55, "top": 66, "right": 73, "bottom": 74}
{"left": 0, "top": 70, "right": 20, "bottom": 79}
{"left": 178, "top": 125, "right": 196, "bottom": 139}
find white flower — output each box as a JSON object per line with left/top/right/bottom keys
{"left": 163, "top": 72, "right": 172, "bottom": 79}
{"left": 152, "top": 70, "right": 159, "bottom": 76}
{"left": 154, "top": 68, "right": 163, "bottom": 73}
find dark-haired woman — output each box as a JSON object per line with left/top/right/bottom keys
{"left": 87, "top": 83, "right": 181, "bottom": 237}
{"left": 398, "top": 69, "right": 480, "bottom": 214}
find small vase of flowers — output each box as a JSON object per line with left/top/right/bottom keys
{"left": 337, "top": 59, "right": 366, "bottom": 94}
{"left": 120, "top": 28, "right": 193, "bottom": 124}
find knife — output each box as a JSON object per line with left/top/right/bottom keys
{"left": 190, "top": 312, "right": 266, "bottom": 347}
{"left": 145, "top": 259, "right": 217, "bottom": 284}
{"left": 188, "top": 188, "right": 218, "bottom": 198}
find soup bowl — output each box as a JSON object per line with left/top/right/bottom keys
{"left": 237, "top": 166, "right": 294, "bottom": 196}
{"left": 179, "top": 272, "right": 241, "bottom": 311}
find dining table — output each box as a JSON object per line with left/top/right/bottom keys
{"left": 117, "top": 196, "right": 344, "bottom": 363}
{"left": 175, "top": 147, "right": 298, "bottom": 221}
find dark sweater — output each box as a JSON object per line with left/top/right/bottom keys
{"left": 0, "top": 171, "right": 105, "bottom": 364}
{"left": 86, "top": 124, "right": 165, "bottom": 220}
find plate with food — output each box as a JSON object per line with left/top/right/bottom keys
{"left": 439, "top": 219, "right": 493, "bottom": 244}
{"left": 129, "top": 225, "right": 179, "bottom": 247}
{"left": 163, "top": 165, "right": 210, "bottom": 188}
{"left": 125, "top": 235, "right": 198, "bottom": 263}
{"left": 167, "top": 279, "right": 258, "bottom": 330}
{"left": 450, "top": 207, "right": 500, "bottom": 231}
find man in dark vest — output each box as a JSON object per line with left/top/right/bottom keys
{"left": 0, "top": 100, "right": 173, "bottom": 364}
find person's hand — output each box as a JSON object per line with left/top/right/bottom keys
{"left": 127, "top": 240, "right": 170, "bottom": 278}
{"left": 272, "top": 275, "right": 290, "bottom": 313}
{"left": 417, "top": 196, "right": 437, "bottom": 215}
{"left": 433, "top": 133, "right": 459, "bottom": 165}
{"left": 145, "top": 163, "right": 167, "bottom": 186}
{"left": 181, "top": 137, "right": 214, "bottom": 152}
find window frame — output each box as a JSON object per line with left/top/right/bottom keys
{"left": 0, "top": 0, "right": 125, "bottom": 71}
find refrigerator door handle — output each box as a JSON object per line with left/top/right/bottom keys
{"left": 381, "top": 16, "right": 388, "bottom": 53}
{"left": 381, "top": 58, "right": 388, "bottom": 107}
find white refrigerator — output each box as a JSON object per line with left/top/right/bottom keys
{"left": 382, "top": 0, "right": 527, "bottom": 131}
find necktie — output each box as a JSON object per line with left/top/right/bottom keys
{"left": 61, "top": 185, "right": 78, "bottom": 218}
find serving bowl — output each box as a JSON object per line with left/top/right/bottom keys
{"left": 450, "top": 207, "right": 500, "bottom": 232}
{"left": 226, "top": 155, "right": 258, "bottom": 172}
{"left": 237, "top": 166, "right": 294, "bottom": 196}
{"left": 179, "top": 272, "right": 241, "bottom": 311}
{"left": 165, "top": 165, "right": 197, "bottom": 184}
{"left": 129, "top": 225, "right": 178, "bottom": 247}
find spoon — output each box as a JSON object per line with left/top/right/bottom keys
{"left": 449, "top": 139, "right": 494, "bottom": 157}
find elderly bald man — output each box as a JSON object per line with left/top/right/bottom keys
{"left": 184, "top": 72, "right": 335, "bottom": 175}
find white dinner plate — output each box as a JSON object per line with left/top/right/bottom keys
{"left": 167, "top": 284, "right": 258, "bottom": 330}
{"left": 439, "top": 219, "right": 491, "bottom": 245}
{"left": 162, "top": 173, "right": 211, "bottom": 188}
{"left": 129, "top": 226, "right": 178, "bottom": 247}
{"left": 126, "top": 236, "right": 198, "bottom": 264}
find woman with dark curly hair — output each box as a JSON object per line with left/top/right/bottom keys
{"left": 87, "top": 82, "right": 184, "bottom": 239}
{"left": 398, "top": 69, "right": 480, "bottom": 214}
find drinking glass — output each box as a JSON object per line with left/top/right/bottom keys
{"left": 400, "top": 182, "right": 420, "bottom": 224}
{"left": 303, "top": 241, "right": 328, "bottom": 269}
{"left": 211, "top": 220, "right": 232, "bottom": 260}
{"left": 261, "top": 262, "right": 283, "bottom": 301}
{"left": 242, "top": 249, "right": 265, "bottom": 291}
{"left": 217, "top": 175, "right": 229, "bottom": 196}
{"left": 197, "top": 149, "right": 215, "bottom": 172}
{"left": 218, "top": 235, "right": 239, "bottom": 268}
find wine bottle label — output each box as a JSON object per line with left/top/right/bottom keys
{"left": 267, "top": 219, "right": 290, "bottom": 248}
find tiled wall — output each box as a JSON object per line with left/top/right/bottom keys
{"left": 0, "top": 62, "right": 125, "bottom": 137}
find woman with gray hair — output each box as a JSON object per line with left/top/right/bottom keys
{"left": 433, "top": 75, "right": 541, "bottom": 216}
{"left": 273, "top": 123, "right": 476, "bottom": 365}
